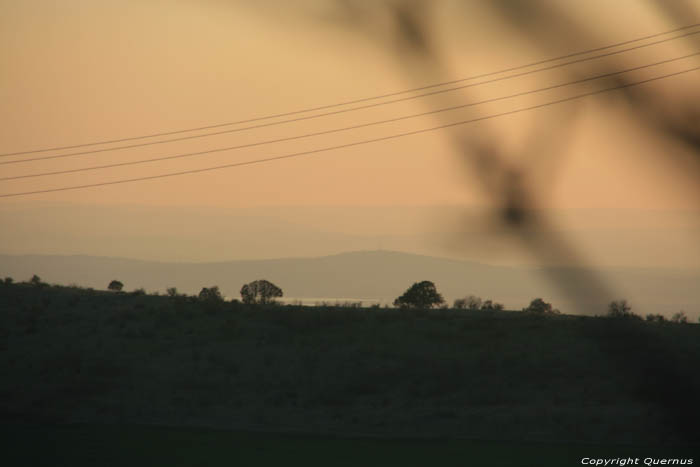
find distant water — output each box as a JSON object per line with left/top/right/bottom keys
{"left": 278, "top": 297, "right": 390, "bottom": 307}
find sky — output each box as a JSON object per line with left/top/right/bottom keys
{"left": 0, "top": 0, "right": 699, "bottom": 268}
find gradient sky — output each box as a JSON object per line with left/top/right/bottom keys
{"left": 1, "top": 1, "right": 699, "bottom": 271}
{"left": 1, "top": 0, "right": 699, "bottom": 208}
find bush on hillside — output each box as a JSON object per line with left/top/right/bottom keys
{"left": 108, "top": 280, "right": 124, "bottom": 292}
{"left": 523, "top": 298, "right": 559, "bottom": 315}
{"left": 670, "top": 311, "right": 688, "bottom": 324}
{"left": 645, "top": 314, "right": 666, "bottom": 323}
{"left": 453, "top": 295, "right": 481, "bottom": 310}
{"left": 199, "top": 286, "right": 224, "bottom": 302}
{"left": 240, "top": 280, "right": 283, "bottom": 305}
{"left": 480, "top": 300, "right": 505, "bottom": 311}
{"left": 607, "top": 300, "right": 640, "bottom": 320}
{"left": 394, "top": 281, "right": 445, "bottom": 309}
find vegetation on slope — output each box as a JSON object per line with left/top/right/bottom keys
{"left": 1, "top": 280, "right": 699, "bottom": 445}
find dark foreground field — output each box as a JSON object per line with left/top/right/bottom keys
{"left": 1, "top": 282, "right": 699, "bottom": 464}
{"left": 2, "top": 423, "right": 697, "bottom": 467}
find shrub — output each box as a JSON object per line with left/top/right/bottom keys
{"left": 108, "top": 280, "right": 124, "bottom": 292}
{"left": 29, "top": 274, "right": 44, "bottom": 287}
{"left": 481, "top": 300, "right": 504, "bottom": 311}
{"left": 199, "top": 286, "right": 224, "bottom": 302}
{"left": 523, "top": 298, "right": 559, "bottom": 314}
{"left": 606, "top": 300, "right": 640, "bottom": 319}
{"left": 453, "top": 295, "right": 481, "bottom": 310}
{"left": 645, "top": 314, "right": 666, "bottom": 323}
{"left": 670, "top": 311, "right": 688, "bottom": 324}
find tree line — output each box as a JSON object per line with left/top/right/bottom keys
{"left": 3, "top": 274, "right": 695, "bottom": 323}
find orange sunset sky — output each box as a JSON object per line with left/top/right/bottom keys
{"left": 1, "top": 0, "right": 698, "bottom": 208}
{"left": 1, "top": 0, "right": 699, "bottom": 273}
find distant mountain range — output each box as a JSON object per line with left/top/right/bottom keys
{"left": 1, "top": 250, "right": 698, "bottom": 319}
{"left": 1, "top": 202, "right": 699, "bottom": 268}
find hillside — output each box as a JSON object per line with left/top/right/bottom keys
{"left": 1, "top": 250, "right": 698, "bottom": 317}
{"left": 1, "top": 281, "right": 699, "bottom": 446}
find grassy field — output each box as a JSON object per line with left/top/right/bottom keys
{"left": 1, "top": 281, "right": 699, "bottom": 463}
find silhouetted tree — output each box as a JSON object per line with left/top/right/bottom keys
{"left": 394, "top": 280, "right": 445, "bottom": 309}
{"left": 3, "top": 277, "right": 12, "bottom": 285}
{"left": 108, "top": 280, "right": 124, "bottom": 292}
{"left": 607, "top": 299, "right": 637, "bottom": 319}
{"left": 523, "top": 298, "right": 559, "bottom": 314}
{"left": 454, "top": 295, "right": 481, "bottom": 310}
{"left": 166, "top": 287, "right": 179, "bottom": 297}
{"left": 29, "top": 274, "right": 43, "bottom": 287}
{"left": 481, "top": 300, "right": 505, "bottom": 311}
{"left": 646, "top": 314, "right": 666, "bottom": 323}
{"left": 240, "top": 280, "right": 283, "bottom": 305}
{"left": 199, "top": 286, "right": 224, "bottom": 302}
{"left": 670, "top": 311, "right": 688, "bottom": 324}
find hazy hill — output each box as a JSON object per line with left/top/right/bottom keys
{"left": 1, "top": 202, "right": 699, "bottom": 267}
{"left": 1, "top": 250, "right": 698, "bottom": 318}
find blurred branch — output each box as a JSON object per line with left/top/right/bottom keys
{"left": 319, "top": 0, "right": 700, "bottom": 442}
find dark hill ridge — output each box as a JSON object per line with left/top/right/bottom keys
{"left": 1, "top": 281, "right": 699, "bottom": 445}
{"left": 0, "top": 250, "right": 698, "bottom": 317}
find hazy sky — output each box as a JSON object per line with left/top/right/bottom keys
{"left": 1, "top": 0, "right": 699, "bottom": 209}
{"left": 1, "top": 1, "right": 699, "bottom": 274}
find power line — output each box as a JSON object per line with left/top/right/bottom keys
{"left": 1, "top": 24, "right": 699, "bottom": 159}
{"left": 3, "top": 53, "right": 697, "bottom": 182}
{"left": 4, "top": 29, "right": 700, "bottom": 166}
{"left": 1, "top": 66, "right": 697, "bottom": 199}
